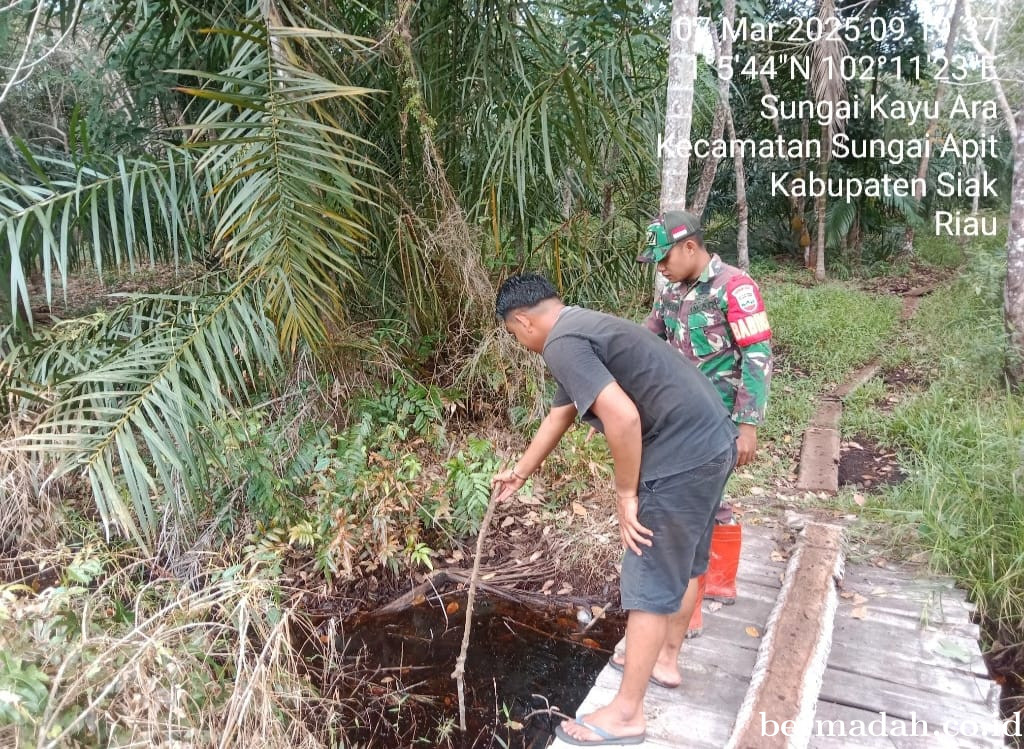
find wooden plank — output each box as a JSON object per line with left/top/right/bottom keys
{"left": 842, "top": 565, "right": 957, "bottom": 591}
{"left": 834, "top": 361, "right": 882, "bottom": 399}
{"left": 728, "top": 523, "right": 845, "bottom": 749}
{"left": 819, "top": 664, "right": 1000, "bottom": 725}
{"left": 825, "top": 649, "right": 994, "bottom": 704}
{"left": 558, "top": 682, "right": 733, "bottom": 749}
{"left": 811, "top": 398, "right": 842, "bottom": 429}
{"left": 828, "top": 622, "right": 989, "bottom": 679}
{"left": 796, "top": 426, "right": 840, "bottom": 494}
{"left": 714, "top": 576, "right": 782, "bottom": 603}
{"left": 833, "top": 602, "right": 979, "bottom": 640}
{"left": 836, "top": 583, "right": 975, "bottom": 626}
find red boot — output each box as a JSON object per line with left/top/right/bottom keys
{"left": 705, "top": 522, "right": 742, "bottom": 604}
{"left": 685, "top": 575, "right": 706, "bottom": 638}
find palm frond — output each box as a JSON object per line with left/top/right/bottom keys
{"left": 7, "top": 275, "right": 279, "bottom": 550}
{"left": 180, "top": 7, "right": 379, "bottom": 351}
{"left": 824, "top": 197, "right": 856, "bottom": 248}
{"left": 810, "top": 0, "right": 849, "bottom": 138}
{"left": 0, "top": 148, "right": 206, "bottom": 323}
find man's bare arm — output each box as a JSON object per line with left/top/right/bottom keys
{"left": 491, "top": 404, "right": 577, "bottom": 501}
{"left": 590, "top": 382, "right": 653, "bottom": 555}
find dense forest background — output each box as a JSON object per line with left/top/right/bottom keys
{"left": 0, "top": 0, "right": 1021, "bottom": 746}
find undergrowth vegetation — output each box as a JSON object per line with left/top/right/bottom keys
{"left": 871, "top": 237, "right": 1024, "bottom": 631}
{"left": 2, "top": 234, "right": 1019, "bottom": 746}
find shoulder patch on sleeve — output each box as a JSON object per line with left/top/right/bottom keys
{"left": 725, "top": 275, "right": 771, "bottom": 345}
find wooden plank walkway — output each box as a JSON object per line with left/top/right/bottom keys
{"left": 551, "top": 522, "right": 1003, "bottom": 748}
{"left": 815, "top": 561, "right": 1001, "bottom": 748}
{"left": 553, "top": 524, "right": 785, "bottom": 748}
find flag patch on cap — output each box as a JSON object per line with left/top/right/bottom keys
{"left": 669, "top": 224, "right": 690, "bottom": 240}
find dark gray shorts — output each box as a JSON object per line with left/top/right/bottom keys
{"left": 620, "top": 444, "right": 737, "bottom": 615}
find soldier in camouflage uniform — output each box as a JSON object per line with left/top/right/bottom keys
{"left": 638, "top": 211, "right": 773, "bottom": 462}
{"left": 637, "top": 210, "right": 773, "bottom": 639}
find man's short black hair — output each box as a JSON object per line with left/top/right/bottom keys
{"left": 495, "top": 274, "right": 559, "bottom": 320}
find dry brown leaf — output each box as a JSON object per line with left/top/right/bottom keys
{"left": 529, "top": 550, "right": 544, "bottom": 563}
{"left": 450, "top": 550, "right": 464, "bottom": 562}
{"left": 750, "top": 487, "right": 765, "bottom": 496}
{"left": 572, "top": 501, "right": 588, "bottom": 516}
{"left": 745, "top": 626, "right": 761, "bottom": 638}
{"left": 851, "top": 606, "right": 868, "bottom": 619}
{"left": 517, "top": 495, "right": 541, "bottom": 506}
{"left": 840, "top": 591, "right": 855, "bottom": 600}
{"left": 557, "top": 583, "right": 573, "bottom": 595}
{"left": 581, "top": 638, "right": 601, "bottom": 649}
{"left": 446, "top": 601, "right": 460, "bottom": 614}
{"left": 852, "top": 593, "right": 868, "bottom": 606}
{"left": 770, "top": 550, "right": 785, "bottom": 562}
{"left": 501, "top": 516, "right": 516, "bottom": 528}
{"left": 541, "top": 579, "right": 555, "bottom": 593}
{"left": 481, "top": 572, "right": 497, "bottom": 581}
{"left": 853, "top": 493, "right": 866, "bottom": 507}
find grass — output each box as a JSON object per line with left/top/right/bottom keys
{"left": 868, "top": 247, "right": 1024, "bottom": 629}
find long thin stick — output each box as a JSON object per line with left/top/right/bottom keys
{"left": 451, "top": 486, "right": 501, "bottom": 731}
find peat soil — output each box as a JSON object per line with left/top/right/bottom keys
{"left": 838, "top": 435, "right": 907, "bottom": 490}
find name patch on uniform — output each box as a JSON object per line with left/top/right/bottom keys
{"left": 731, "top": 284, "right": 759, "bottom": 313}
{"left": 729, "top": 311, "right": 771, "bottom": 344}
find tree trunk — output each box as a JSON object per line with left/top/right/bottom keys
{"left": 809, "top": 0, "right": 848, "bottom": 281}
{"left": 1005, "top": 107, "right": 1024, "bottom": 385}
{"left": 814, "top": 146, "right": 827, "bottom": 283}
{"left": 760, "top": 74, "right": 805, "bottom": 252}
{"left": 656, "top": 0, "right": 699, "bottom": 296}
{"left": 722, "top": 102, "right": 749, "bottom": 269}
{"left": 963, "top": 0, "right": 1017, "bottom": 143}
{"left": 689, "top": 100, "right": 726, "bottom": 217}
{"left": 728, "top": 109, "right": 750, "bottom": 270}
{"left": 905, "top": 0, "right": 965, "bottom": 253}
{"left": 660, "top": 0, "right": 698, "bottom": 213}
{"left": 691, "top": 7, "right": 737, "bottom": 219}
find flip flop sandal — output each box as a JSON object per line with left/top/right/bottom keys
{"left": 554, "top": 718, "right": 646, "bottom": 746}
{"left": 606, "top": 655, "right": 680, "bottom": 690}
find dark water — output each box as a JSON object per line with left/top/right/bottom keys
{"left": 309, "top": 594, "right": 625, "bottom": 748}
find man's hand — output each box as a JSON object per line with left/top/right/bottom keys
{"left": 617, "top": 493, "right": 654, "bottom": 555}
{"left": 490, "top": 469, "right": 526, "bottom": 503}
{"left": 736, "top": 423, "right": 758, "bottom": 467}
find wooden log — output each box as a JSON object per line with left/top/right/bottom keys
{"left": 726, "top": 522, "right": 846, "bottom": 749}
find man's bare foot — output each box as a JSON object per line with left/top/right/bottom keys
{"left": 610, "top": 651, "right": 682, "bottom": 689}
{"left": 559, "top": 703, "right": 645, "bottom": 743}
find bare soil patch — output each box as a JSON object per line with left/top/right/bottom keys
{"left": 857, "top": 262, "right": 955, "bottom": 297}
{"left": 838, "top": 435, "right": 906, "bottom": 490}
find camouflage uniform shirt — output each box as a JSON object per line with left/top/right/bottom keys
{"left": 644, "top": 255, "right": 773, "bottom": 425}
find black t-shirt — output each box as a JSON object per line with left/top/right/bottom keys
{"left": 543, "top": 306, "right": 737, "bottom": 481}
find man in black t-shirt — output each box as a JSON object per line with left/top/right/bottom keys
{"left": 491, "top": 274, "right": 737, "bottom": 746}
